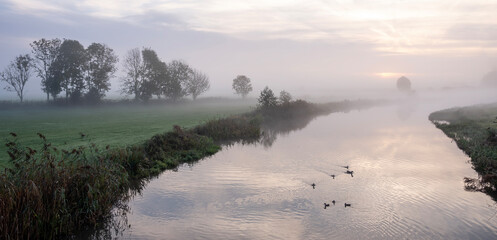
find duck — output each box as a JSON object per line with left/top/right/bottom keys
{"left": 344, "top": 203, "right": 351, "bottom": 208}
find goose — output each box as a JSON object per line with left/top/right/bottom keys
{"left": 324, "top": 203, "right": 330, "bottom": 209}
{"left": 346, "top": 170, "right": 354, "bottom": 174}
{"left": 344, "top": 203, "right": 351, "bottom": 208}
{"left": 311, "top": 183, "right": 316, "bottom": 189}
{"left": 330, "top": 174, "right": 335, "bottom": 179}
{"left": 332, "top": 200, "right": 336, "bottom": 205}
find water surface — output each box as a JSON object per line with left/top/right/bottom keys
{"left": 112, "top": 91, "right": 497, "bottom": 239}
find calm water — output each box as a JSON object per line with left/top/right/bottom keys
{"left": 110, "top": 91, "right": 497, "bottom": 239}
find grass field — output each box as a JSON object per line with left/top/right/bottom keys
{"left": 429, "top": 102, "right": 497, "bottom": 195}
{"left": 0, "top": 99, "right": 255, "bottom": 167}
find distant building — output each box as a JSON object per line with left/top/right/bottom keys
{"left": 397, "top": 76, "right": 412, "bottom": 92}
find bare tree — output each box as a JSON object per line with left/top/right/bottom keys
{"left": 121, "top": 48, "right": 144, "bottom": 100}
{"left": 30, "top": 38, "right": 61, "bottom": 101}
{"left": 1, "top": 54, "right": 33, "bottom": 102}
{"left": 186, "top": 69, "right": 210, "bottom": 100}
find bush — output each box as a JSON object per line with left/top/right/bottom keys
{"left": 0, "top": 134, "right": 129, "bottom": 239}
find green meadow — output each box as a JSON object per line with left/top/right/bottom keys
{"left": 0, "top": 99, "right": 254, "bottom": 167}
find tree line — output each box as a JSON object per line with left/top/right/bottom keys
{"left": 0, "top": 38, "right": 211, "bottom": 103}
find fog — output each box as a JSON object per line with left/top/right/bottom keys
{"left": 0, "top": 0, "right": 496, "bottom": 101}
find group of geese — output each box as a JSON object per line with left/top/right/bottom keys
{"left": 311, "top": 165, "right": 354, "bottom": 209}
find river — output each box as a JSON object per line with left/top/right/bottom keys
{"left": 100, "top": 90, "right": 497, "bottom": 239}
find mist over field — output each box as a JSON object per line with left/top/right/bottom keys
{"left": 3, "top": 1, "right": 497, "bottom": 239}
{"left": 1, "top": 0, "right": 496, "bottom": 101}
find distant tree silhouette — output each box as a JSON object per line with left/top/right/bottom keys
{"left": 0, "top": 54, "right": 33, "bottom": 102}
{"left": 185, "top": 69, "right": 210, "bottom": 100}
{"left": 279, "top": 90, "right": 292, "bottom": 104}
{"left": 30, "top": 38, "right": 61, "bottom": 101}
{"left": 258, "top": 86, "right": 277, "bottom": 109}
{"left": 84, "top": 43, "right": 118, "bottom": 102}
{"left": 166, "top": 60, "right": 192, "bottom": 101}
{"left": 397, "top": 76, "right": 412, "bottom": 92}
{"left": 142, "top": 48, "right": 167, "bottom": 99}
{"left": 232, "top": 75, "right": 252, "bottom": 98}
{"left": 482, "top": 70, "right": 497, "bottom": 87}
{"left": 52, "top": 39, "right": 86, "bottom": 102}
{"left": 121, "top": 48, "right": 144, "bottom": 101}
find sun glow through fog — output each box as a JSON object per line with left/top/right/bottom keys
{"left": 376, "top": 72, "right": 402, "bottom": 78}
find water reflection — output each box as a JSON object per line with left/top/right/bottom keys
{"left": 86, "top": 90, "right": 497, "bottom": 239}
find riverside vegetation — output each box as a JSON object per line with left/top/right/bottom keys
{"left": 0, "top": 98, "right": 384, "bottom": 239}
{"left": 429, "top": 103, "right": 497, "bottom": 198}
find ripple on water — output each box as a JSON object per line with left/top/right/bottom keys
{"left": 113, "top": 103, "right": 497, "bottom": 239}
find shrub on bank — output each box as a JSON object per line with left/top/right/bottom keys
{"left": 0, "top": 135, "right": 129, "bottom": 239}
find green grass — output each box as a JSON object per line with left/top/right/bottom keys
{"left": 0, "top": 98, "right": 383, "bottom": 239}
{"left": 0, "top": 100, "right": 254, "bottom": 168}
{"left": 429, "top": 102, "right": 497, "bottom": 194}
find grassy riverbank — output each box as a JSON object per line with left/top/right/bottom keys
{"left": 0, "top": 99, "right": 254, "bottom": 168}
{"left": 0, "top": 99, "right": 383, "bottom": 239}
{"left": 429, "top": 103, "right": 497, "bottom": 195}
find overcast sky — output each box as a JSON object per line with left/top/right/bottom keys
{"left": 1, "top": 0, "right": 496, "bottom": 100}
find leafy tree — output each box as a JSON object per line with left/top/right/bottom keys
{"left": 185, "top": 69, "right": 210, "bottom": 100}
{"left": 52, "top": 39, "right": 86, "bottom": 101}
{"left": 121, "top": 48, "right": 144, "bottom": 101}
{"left": 138, "top": 79, "right": 155, "bottom": 102}
{"left": 45, "top": 65, "right": 63, "bottom": 99}
{"left": 279, "top": 90, "right": 292, "bottom": 104}
{"left": 0, "top": 54, "right": 33, "bottom": 102}
{"left": 30, "top": 38, "right": 61, "bottom": 101}
{"left": 258, "top": 86, "right": 277, "bottom": 109}
{"left": 84, "top": 43, "right": 118, "bottom": 102}
{"left": 166, "top": 60, "right": 192, "bottom": 100}
{"left": 142, "top": 48, "right": 167, "bottom": 99}
{"left": 232, "top": 75, "right": 252, "bottom": 98}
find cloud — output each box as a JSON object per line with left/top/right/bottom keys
{"left": 3, "top": 0, "right": 497, "bottom": 55}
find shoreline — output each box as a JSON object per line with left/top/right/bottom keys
{"left": 0, "top": 99, "right": 384, "bottom": 239}
{"left": 429, "top": 103, "right": 497, "bottom": 199}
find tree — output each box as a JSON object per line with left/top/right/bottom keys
{"left": 279, "top": 90, "right": 292, "bottom": 104}
{"left": 84, "top": 43, "right": 118, "bottom": 102}
{"left": 45, "top": 65, "right": 63, "bottom": 99}
{"left": 0, "top": 54, "right": 33, "bottom": 102}
{"left": 232, "top": 75, "right": 252, "bottom": 98}
{"left": 30, "top": 38, "right": 61, "bottom": 101}
{"left": 185, "top": 69, "right": 210, "bottom": 100}
{"left": 166, "top": 60, "right": 192, "bottom": 100}
{"left": 121, "top": 48, "right": 144, "bottom": 101}
{"left": 52, "top": 39, "right": 86, "bottom": 102}
{"left": 258, "top": 86, "right": 277, "bottom": 109}
{"left": 142, "top": 48, "right": 167, "bottom": 99}
{"left": 482, "top": 70, "right": 497, "bottom": 87}
{"left": 397, "top": 76, "right": 411, "bottom": 92}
